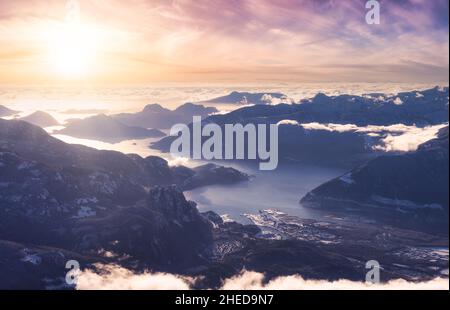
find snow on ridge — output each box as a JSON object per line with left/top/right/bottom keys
{"left": 339, "top": 173, "right": 355, "bottom": 185}
{"left": 371, "top": 195, "right": 443, "bottom": 210}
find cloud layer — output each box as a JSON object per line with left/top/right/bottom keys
{"left": 76, "top": 265, "right": 449, "bottom": 290}
{"left": 76, "top": 264, "right": 193, "bottom": 290}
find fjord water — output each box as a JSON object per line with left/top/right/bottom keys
{"left": 185, "top": 162, "right": 346, "bottom": 223}
{"left": 50, "top": 134, "right": 346, "bottom": 223}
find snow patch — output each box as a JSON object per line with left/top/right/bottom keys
{"left": 393, "top": 97, "right": 403, "bottom": 105}
{"left": 75, "top": 197, "right": 99, "bottom": 205}
{"left": 17, "top": 162, "right": 35, "bottom": 170}
{"left": 73, "top": 206, "right": 97, "bottom": 218}
{"left": 371, "top": 195, "right": 443, "bottom": 210}
{"left": 21, "top": 250, "right": 42, "bottom": 265}
{"left": 220, "top": 214, "right": 235, "bottom": 223}
{"left": 339, "top": 173, "right": 355, "bottom": 185}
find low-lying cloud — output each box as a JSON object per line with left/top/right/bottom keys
{"left": 260, "top": 94, "right": 294, "bottom": 105}
{"left": 76, "top": 265, "right": 449, "bottom": 290}
{"left": 373, "top": 125, "right": 446, "bottom": 152}
{"left": 76, "top": 264, "right": 193, "bottom": 290}
{"left": 277, "top": 121, "right": 447, "bottom": 152}
{"left": 220, "top": 271, "right": 449, "bottom": 290}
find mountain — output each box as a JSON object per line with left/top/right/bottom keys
{"left": 0, "top": 118, "right": 252, "bottom": 287}
{"left": 179, "top": 163, "right": 250, "bottom": 190}
{"left": 1, "top": 119, "right": 248, "bottom": 194}
{"left": 19, "top": 111, "right": 60, "bottom": 128}
{"left": 151, "top": 120, "right": 375, "bottom": 167}
{"left": 0, "top": 105, "right": 19, "bottom": 117}
{"left": 203, "top": 87, "right": 449, "bottom": 127}
{"left": 113, "top": 103, "right": 218, "bottom": 129}
{"left": 56, "top": 114, "right": 165, "bottom": 143}
{"left": 0, "top": 185, "right": 213, "bottom": 287}
{"left": 151, "top": 87, "right": 449, "bottom": 166}
{"left": 300, "top": 126, "right": 449, "bottom": 233}
{"left": 276, "top": 123, "right": 371, "bottom": 165}
{"left": 0, "top": 120, "right": 447, "bottom": 289}
{"left": 61, "top": 109, "right": 108, "bottom": 115}
{"left": 291, "top": 87, "right": 449, "bottom": 126}
{"left": 173, "top": 102, "right": 217, "bottom": 115}
{"left": 199, "top": 91, "right": 291, "bottom": 105}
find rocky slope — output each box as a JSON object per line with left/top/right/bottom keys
{"left": 0, "top": 185, "right": 214, "bottom": 289}
{"left": 192, "top": 209, "right": 448, "bottom": 288}
{"left": 301, "top": 127, "right": 449, "bottom": 233}
{"left": 0, "top": 119, "right": 248, "bottom": 220}
{"left": 1, "top": 118, "right": 447, "bottom": 289}
{"left": 0, "top": 119, "right": 249, "bottom": 288}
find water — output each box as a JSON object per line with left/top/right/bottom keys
{"left": 46, "top": 132, "right": 347, "bottom": 223}
{"left": 185, "top": 162, "right": 346, "bottom": 223}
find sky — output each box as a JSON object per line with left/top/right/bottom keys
{"left": 0, "top": 0, "right": 448, "bottom": 85}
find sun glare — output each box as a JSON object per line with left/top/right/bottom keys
{"left": 47, "top": 22, "right": 99, "bottom": 79}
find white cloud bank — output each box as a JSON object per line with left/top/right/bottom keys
{"left": 220, "top": 271, "right": 449, "bottom": 290}
{"left": 260, "top": 94, "right": 294, "bottom": 105}
{"left": 76, "top": 264, "right": 193, "bottom": 290}
{"left": 276, "top": 121, "right": 447, "bottom": 152}
{"left": 76, "top": 265, "right": 449, "bottom": 290}
{"left": 374, "top": 128, "right": 441, "bottom": 152}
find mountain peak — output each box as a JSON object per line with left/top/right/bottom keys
{"left": 0, "top": 105, "right": 19, "bottom": 117}
{"left": 312, "top": 93, "right": 331, "bottom": 103}
{"left": 19, "top": 111, "right": 60, "bottom": 128}
{"left": 142, "top": 103, "right": 168, "bottom": 113}
{"left": 175, "top": 102, "right": 218, "bottom": 114}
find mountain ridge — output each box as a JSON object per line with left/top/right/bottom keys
{"left": 300, "top": 126, "right": 449, "bottom": 233}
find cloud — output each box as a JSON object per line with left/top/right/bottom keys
{"left": 260, "top": 94, "right": 293, "bottom": 105}
{"left": 393, "top": 97, "right": 404, "bottom": 105}
{"left": 168, "top": 156, "right": 191, "bottom": 167}
{"left": 277, "top": 121, "right": 447, "bottom": 152}
{"left": 220, "top": 271, "right": 449, "bottom": 290}
{"left": 292, "top": 122, "right": 363, "bottom": 133}
{"left": 76, "top": 264, "right": 193, "bottom": 290}
{"left": 277, "top": 119, "right": 301, "bottom": 126}
{"left": 374, "top": 124, "right": 446, "bottom": 152}
{"left": 76, "top": 266, "right": 449, "bottom": 290}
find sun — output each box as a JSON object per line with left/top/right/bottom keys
{"left": 47, "top": 22, "right": 99, "bottom": 79}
